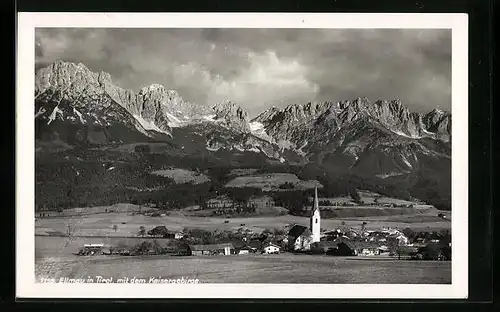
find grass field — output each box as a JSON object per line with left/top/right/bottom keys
{"left": 35, "top": 237, "right": 450, "bottom": 284}
{"left": 225, "top": 173, "right": 321, "bottom": 191}
{"left": 35, "top": 207, "right": 451, "bottom": 238}
{"left": 150, "top": 168, "right": 210, "bottom": 184}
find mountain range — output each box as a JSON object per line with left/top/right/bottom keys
{"left": 34, "top": 61, "right": 452, "bottom": 209}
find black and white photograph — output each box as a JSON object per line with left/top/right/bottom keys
{"left": 16, "top": 13, "right": 468, "bottom": 299}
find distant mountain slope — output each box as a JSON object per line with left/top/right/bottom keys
{"left": 250, "top": 97, "right": 451, "bottom": 178}
{"left": 34, "top": 61, "right": 301, "bottom": 162}
{"left": 34, "top": 60, "right": 452, "bottom": 210}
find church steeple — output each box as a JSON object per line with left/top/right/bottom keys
{"left": 310, "top": 185, "right": 321, "bottom": 242}
{"left": 313, "top": 186, "right": 319, "bottom": 213}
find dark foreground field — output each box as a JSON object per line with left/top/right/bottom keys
{"left": 36, "top": 237, "right": 451, "bottom": 284}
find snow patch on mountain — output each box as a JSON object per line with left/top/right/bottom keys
{"left": 390, "top": 129, "right": 423, "bottom": 139}
{"left": 47, "top": 106, "right": 63, "bottom": 125}
{"left": 296, "top": 140, "right": 309, "bottom": 156}
{"left": 376, "top": 172, "right": 404, "bottom": 179}
{"left": 249, "top": 121, "right": 274, "bottom": 142}
{"left": 35, "top": 107, "right": 46, "bottom": 119}
{"left": 72, "top": 107, "right": 86, "bottom": 124}
{"left": 206, "top": 145, "right": 221, "bottom": 152}
{"left": 133, "top": 114, "right": 169, "bottom": 134}
{"left": 165, "top": 112, "right": 187, "bottom": 128}
{"left": 202, "top": 114, "right": 216, "bottom": 122}
{"left": 401, "top": 155, "right": 413, "bottom": 168}
{"left": 234, "top": 145, "right": 245, "bottom": 152}
{"left": 248, "top": 147, "right": 261, "bottom": 153}
{"left": 249, "top": 121, "right": 264, "bottom": 132}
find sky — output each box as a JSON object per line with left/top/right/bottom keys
{"left": 35, "top": 28, "right": 451, "bottom": 117}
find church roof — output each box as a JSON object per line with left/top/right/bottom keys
{"left": 288, "top": 225, "right": 311, "bottom": 238}
{"left": 334, "top": 239, "right": 383, "bottom": 250}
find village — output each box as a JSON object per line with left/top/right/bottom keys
{"left": 75, "top": 188, "right": 452, "bottom": 261}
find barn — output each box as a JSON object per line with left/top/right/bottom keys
{"left": 190, "top": 243, "right": 234, "bottom": 256}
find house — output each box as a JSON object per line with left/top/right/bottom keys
{"left": 236, "top": 246, "right": 254, "bottom": 255}
{"left": 248, "top": 239, "right": 264, "bottom": 252}
{"left": 287, "top": 225, "right": 313, "bottom": 251}
{"left": 174, "top": 232, "right": 184, "bottom": 239}
{"left": 313, "top": 240, "right": 382, "bottom": 256}
{"left": 351, "top": 241, "right": 383, "bottom": 256}
{"left": 230, "top": 238, "right": 247, "bottom": 249}
{"left": 319, "top": 241, "right": 357, "bottom": 256}
{"left": 378, "top": 245, "right": 390, "bottom": 255}
{"left": 322, "top": 229, "right": 344, "bottom": 240}
{"left": 311, "top": 241, "right": 343, "bottom": 255}
{"left": 147, "top": 226, "right": 175, "bottom": 238}
{"left": 248, "top": 195, "right": 275, "bottom": 209}
{"left": 321, "top": 239, "right": 385, "bottom": 256}
{"left": 205, "top": 195, "right": 248, "bottom": 214}
{"left": 77, "top": 244, "right": 112, "bottom": 256}
{"left": 190, "top": 243, "right": 234, "bottom": 256}
{"left": 263, "top": 243, "right": 281, "bottom": 254}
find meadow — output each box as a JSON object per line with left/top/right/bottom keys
{"left": 224, "top": 173, "right": 321, "bottom": 191}
{"left": 35, "top": 207, "right": 451, "bottom": 238}
{"left": 35, "top": 236, "right": 451, "bottom": 284}
{"left": 150, "top": 168, "right": 210, "bottom": 184}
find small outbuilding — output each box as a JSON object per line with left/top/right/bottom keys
{"left": 236, "top": 246, "right": 254, "bottom": 255}
{"left": 263, "top": 243, "right": 281, "bottom": 254}
{"left": 190, "top": 243, "right": 234, "bottom": 256}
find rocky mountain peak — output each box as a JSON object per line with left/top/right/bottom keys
{"left": 212, "top": 100, "right": 250, "bottom": 132}
{"left": 36, "top": 60, "right": 100, "bottom": 95}
{"left": 352, "top": 97, "right": 371, "bottom": 109}
{"left": 252, "top": 106, "right": 281, "bottom": 123}
{"left": 139, "top": 83, "right": 166, "bottom": 94}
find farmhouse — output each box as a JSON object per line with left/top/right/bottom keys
{"left": 263, "top": 243, "right": 281, "bottom": 254}
{"left": 190, "top": 243, "right": 234, "bottom": 256}
{"left": 77, "top": 244, "right": 112, "bottom": 256}
{"left": 248, "top": 195, "right": 275, "bottom": 208}
{"left": 326, "top": 242, "right": 356, "bottom": 256}
{"left": 147, "top": 226, "right": 175, "bottom": 238}
{"left": 248, "top": 239, "right": 264, "bottom": 252}
{"left": 343, "top": 240, "right": 385, "bottom": 256}
{"left": 205, "top": 195, "right": 234, "bottom": 210}
{"left": 288, "top": 225, "right": 313, "bottom": 251}
{"left": 205, "top": 195, "right": 250, "bottom": 215}
{"left": 314, "top": 239, "right": 390, "bottom": 256}
{"left": 236, "top": 245, "right": 254, "bottom": 255}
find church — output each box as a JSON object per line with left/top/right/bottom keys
{"left": 286, "top": 186, "right": 321, "bottom": 251}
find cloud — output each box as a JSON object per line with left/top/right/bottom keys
{"left": 35, "top": 28, "right": 451, "bottom": 116}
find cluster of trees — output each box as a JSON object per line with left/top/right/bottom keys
{"left": 181, "top": 227, "right": 283, "bottom": 246}
{"left": 182, "top": 228, "right": 230, "bottom": 245}
{"left": 129, "top": 240, "right": 191, "bottom": 256}
{"left": 36, "top": 147, "right": 450, "bottom": 212}
{"left": 413, "top": 243, "right": 451, "bottom": 261}
{"left": 272, "top": 190, "right": 312, "bottom": 216}
{"left": 279, "top": 182, "right": 295, "bottom": 190}
{"left": 402, "top": 228, "right": 451, "bottom": 244}
{"left": 258, "top": 163, "right": 451, "bottom": 210}
{"left": 223, "top": 187, "right": 263, "bottom": 204}
{"left": 36, "top": 150, "right": 232, "bottom": 210}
